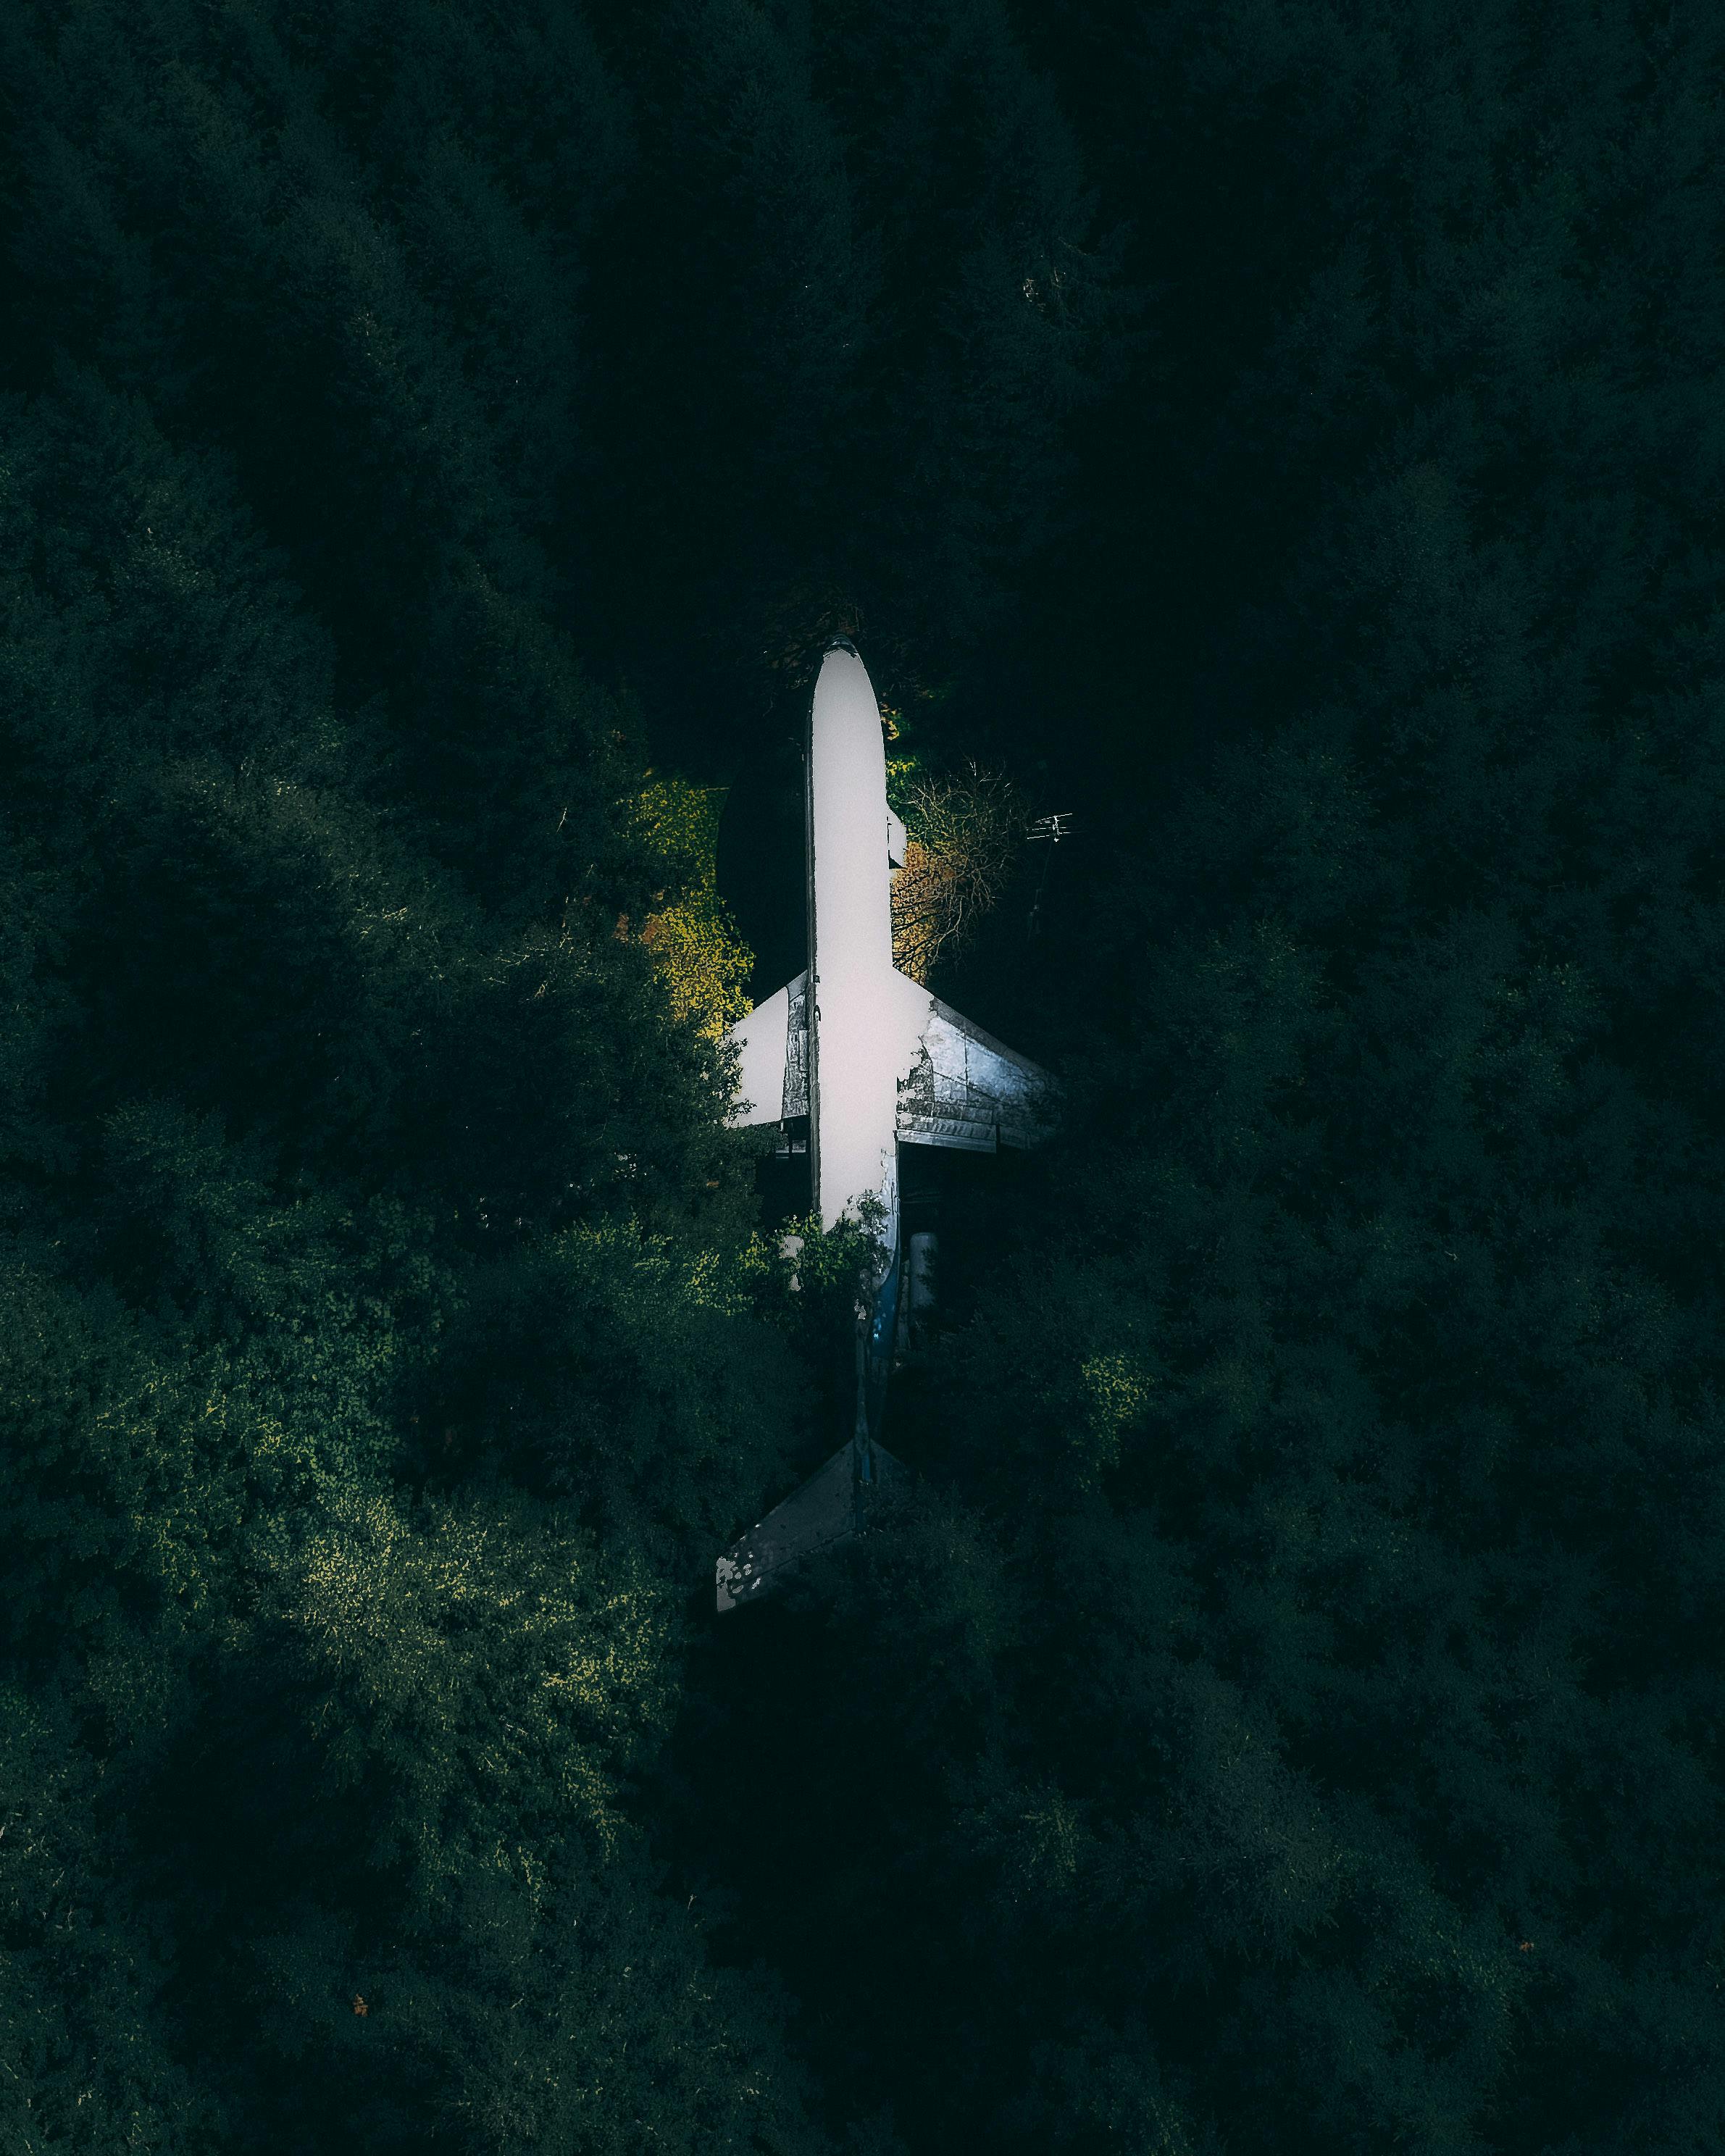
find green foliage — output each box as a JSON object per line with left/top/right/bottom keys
{"left": 0, "top": 51, "right": 826, "bottom": 2142}
{"left": 635, "top": 777, "right": 756, "bottom": 1040}
{"left": 426, "top": 1218, "right": 815, "bottom": 1575}
{"left": 4, "top": 1, "right": 1725, "bottom": 2152}
{"left": 644, "top": 7, "right": 1725, "bottom": 2154}
{"left": 0, "top": 1683, "right": 226, "bottom": 2152}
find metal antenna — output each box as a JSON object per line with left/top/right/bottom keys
{"left": 1026, "top": 811, "right": 1073, "bottom": 937}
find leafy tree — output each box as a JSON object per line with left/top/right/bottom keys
{"left": 0, "top": 191, "right": 829, "bottom": 2148}
{"left": 636, "top": 777, "right": 757, "bottom": 1043}
{"left": 4, "top": 3, "right": 1725, "bottom": 2152}
{"left": 655, "top": 7, "right": 1725, "bottom": 2154}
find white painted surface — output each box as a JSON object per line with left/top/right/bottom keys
{"left": 714, "top": 639, "right": 1058, "bottom": 1610}
{"left": 727, "top": 977, "right": 793, "bottom": 1127}
{"left": 722, "top": 644, "right": 1054, "bottom": 1227}
{"left": 894, "top": 980, "right": 1055, "bottom": 1150}
{"left": 806, "top": 648, "right": 902, "bottom": 1232}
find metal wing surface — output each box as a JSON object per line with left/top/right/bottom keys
{"left": 724, "top": 966, "right": 1051, "bottom": 1150}
{"left": 724, "top": 969, "right": 808, "bottom": 1127}
{"left": 884, "top": 968, "right": 1054, "bottom": 1153}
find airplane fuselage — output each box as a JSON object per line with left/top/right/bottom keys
{"left": 805, "top": 644, "right": 901, "bottom": 1240}
{"left": 716, "top": 639, "right": 1053, "bottom": 1608}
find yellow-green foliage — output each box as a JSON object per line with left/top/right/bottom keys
{"left": 632, "top": 777, "right": 754, "bottom": 1040}
{"left": 1079, "top": 1351, "right": 1158, "bottom": 1487}
{"left": 269, "top": 1485, "right": 672, "bottom": 1882}
{"left": 884, "top": 752, "right": 923, "bottom": 810}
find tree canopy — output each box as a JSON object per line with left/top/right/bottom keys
{"left": 3, "top": 3, "right": 1724, "bottom": 2152}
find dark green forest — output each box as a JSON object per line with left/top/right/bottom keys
{"left": 3, "top": 2, "right": 1724, "bottom": 2149}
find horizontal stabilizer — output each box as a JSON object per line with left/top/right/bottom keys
{"left": 716, "top": 1437, "right": 906, "bottom": 1611}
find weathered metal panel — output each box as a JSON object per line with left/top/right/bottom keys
{"left": 715, "top": 1437, "right": 908, "bottom": 1610}
{"left": 782, "top": 972, "right": 809, "bottom": 1119}
{"left": 898, "top": 1118, "right": 998, "bottom": 1150}
{"left": 892, "top": 985, "right": 1054, "bottom": 1152}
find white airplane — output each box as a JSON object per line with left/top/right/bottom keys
{"left": 714, "top": 639, "right": 1054, "bottom": 1610}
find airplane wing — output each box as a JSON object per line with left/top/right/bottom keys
{"left": 724, "top": 966, "right": 1052, "bottom": 1150}
{"left": 884, "top": 967, "right": 1055, "bottom": 1153}
{"left": 725, "top": 969, "right": 809, "bottom": 1127}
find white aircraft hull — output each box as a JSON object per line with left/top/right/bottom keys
{"left": 717, "top": 642, "right": 1053, "bottom": 1610}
